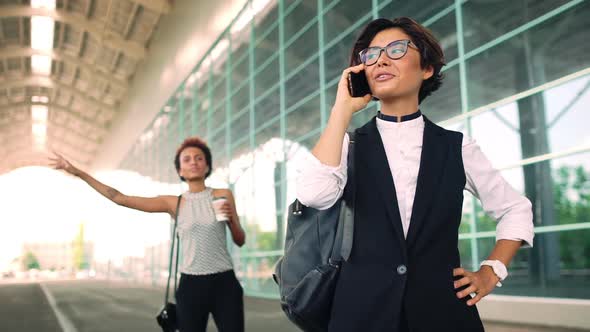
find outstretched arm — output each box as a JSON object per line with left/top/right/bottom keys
{"left": 49, "top": 152, "right": 177, "bottom": 216}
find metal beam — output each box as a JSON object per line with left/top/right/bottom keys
{"left": 123, "top": 3, "right": 141, "bottom": 39}
{"left": 0, "top": 76, "right": 117, "bottom": 111}
{"left": 47, "top": 128, "right": 99, "bottom": 149}
{"left": 46, "top": 132, "right": 97, "bottom": 158}
{"left": 547, "top": 78, "right": 590, "bottom": 128}
{"left": 0, "top": 15, "right": 5, "bottom": 41}
{"left": 130, "top": 0, "right": 171, "bottom": 14}
{"left": 0, "top": 118, "right": 29, "bottom": 131}
{"left": 0, "top": 101, "right": 109, "bottom": 136}
{"left": 85, "top": 0, "right": 94, "bottom": 18}
{"left": 78, "top": 31, "right": 87, "bottom": 57}
{"left": 1, "top": 5, "right": 147, "bottom": 59}
{"left": 18, "top": 16, "right": 24, "bottom": 46}
{"left": 20, "top": 56, "right": 27, "bottom": 75}
{"left": 0, "top": 47, "right": 129, "bottom": 91}
{"left": 57, "top": 21, "right": 66, "bottom": 48}
{"left": 110, "top": 3, "right": 139, "bottom": 73}
{"left": 2, "top": 143, "right": 91, "bottom": 169}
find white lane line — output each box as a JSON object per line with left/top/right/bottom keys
{"left": 39, "top": 283, "right": 78, "bottom": 332}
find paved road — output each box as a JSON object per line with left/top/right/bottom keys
{"left": 0, "top": 280, "right": 586, "bottom": 332}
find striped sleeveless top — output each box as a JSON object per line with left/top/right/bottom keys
{"left": 176, "top": 188, "right": 233, "bottom": 275}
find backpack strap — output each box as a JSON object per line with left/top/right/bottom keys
{"left": 330, "top": 131, "right": 356, "bottom": 264}
{"left": 164, "top": 195, "right": 182, "bottom": 305}
{"left": 341, "top": 131, "right": 355, "bottom": 261}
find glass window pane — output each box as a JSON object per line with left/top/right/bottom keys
{"left": 350, "top": 102, "right": 378, "bottom": 129}
{"left": 296, "top": 129, "right": 320, "bottom": 150}
{"left": 231, "top": 56, "right": 250, "bottom": 90}
{"left": 465, "top": 2, "right": 590, "bottom": 111}
{"left": 285, "top": 23, "right": 319, "bottom": 72}
{"left": 324, "top": 16, "right": 371, "bottom": 82}
{"left": 254, "top": 90, "right": 280, "bottom": 128}
{"left": 478, "top": 229, "right": 590, "bottom": 299}
{"left": 422, "top": 66, "right": 461, "bottom": 122}
{"left": 254, "top": 57, "right": 279, "bottom": 98}
{"left": 231, "top": 110, "right": 250, "bottom": 149}
{"left": 284, "top": 0, "right": 317, "bottom": 39}
{"left": 324, "top": 1, "right": 371, "bottom": 43}
{"left": 286, "top": 95, "right": 320, "bottom": 140}
{"left": 285, "top": 59, "right": 319, "bottom": 110}
{"left": 255, "top": 2, "right": 279, "bottom": 38}
{"left": 458, "top": 239, "right": 473, "bottom": 269}
{"left": 210, "top": 104, "right": 226, "bottom": 132}
{"left": 255, "top": 28, "right": 279, "bottom": 68}
{"left": 470, "top": 103, "right": 523, "bottom": 167}
{"left": 470, "top": 74, "right": 590, "bottom": 165}
{"left": 231, "top": 84, "right": 250, "bottom": 115}
{"left": 231, "top": 135, "right": 251, "bottom": 161}
{"left": 427, "top": 11, "right": 457, "bottom": 63}
{"left": 256, "top": 119, "right": 280, "bottom": 146}
{"left": 462, "top": 0, "right": 570, "bottom": 52}
{"left": 380, "top": 0, "right": 454, "bottom": 24}
{"left": 211, "top": 130, "right": 226, "bottom": 165}
{"left": 212, "top": 76, "right": 226, "bottom": 105}
{"left": 546, "top": 75, "right": 590, "bottom": 153}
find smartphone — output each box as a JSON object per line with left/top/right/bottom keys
{"left": 348, "top": 70, "right": 371, "bottom": 97}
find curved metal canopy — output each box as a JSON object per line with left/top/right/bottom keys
{"left": 0, "top": 0, "right": 171, "bottom": 174}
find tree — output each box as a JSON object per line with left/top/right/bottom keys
{"left": 73, "top": 223, "right": 89, "bottom": 270}
{"left": 23, "top": 251, "right": 40, "bottom": 270}
{"left": 553, "top": 165, "right": 590, "bottom": 269}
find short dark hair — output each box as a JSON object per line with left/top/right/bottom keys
{"left": 349, "top": 17, "right": 445, "bottom": 104}
{"left": 174, "top": 136, "right": 212, "bottom": 181}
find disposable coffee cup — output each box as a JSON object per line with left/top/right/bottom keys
{"left": 212, "top": 197, "right": 229, "bottom": 222}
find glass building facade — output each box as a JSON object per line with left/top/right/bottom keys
{"left": 119, "top": 0, "right": 590, "bottom": 300}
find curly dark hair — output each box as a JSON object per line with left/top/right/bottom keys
{"left": 174, "top": 136, "right": 212, "bottom": 181}
{"left": 349, "top": 17, "right": 445, "bottom": 104}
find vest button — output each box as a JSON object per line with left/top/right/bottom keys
{"left": 396, "top": 264, "right": 407, "bottom": 275}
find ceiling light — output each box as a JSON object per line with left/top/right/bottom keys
{"left": 32, "top": 96, "right": 49, "bottom": 103}
{"left": 31, "top": 55, "right": 52, "bottom": 75}
{"left": 32, "top": 105, "right": 48, "bottom": 149}
{"left": 31, "top": 0, "right": 56, "bottom": 9}
{"left": 30, "top": 0, "right": 55, "bottom": 78}
{"left": 32, "top": 123, "right": 47, "bottom": 137}
{"left": 32, "top": 105, "right": 49, "bottom": 122}
{"left": 31, "top": 16, "right": 55, "bottom": 51}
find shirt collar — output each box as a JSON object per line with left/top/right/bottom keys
{"left": 377, "top": 110, "right": 422, "bottom": 123}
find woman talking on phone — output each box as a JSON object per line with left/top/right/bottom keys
{"left": 50, "top": 136, "right": 246, "bottom": 332}
{"left": 296, "top": 17, "right": 534, "bottom": 331}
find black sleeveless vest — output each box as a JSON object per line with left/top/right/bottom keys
{"left": 328, "top": 116, "right": 484, "bottom": 332}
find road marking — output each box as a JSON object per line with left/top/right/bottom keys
{"left": 40, "top": 283, "right": 78, "bottom": 332}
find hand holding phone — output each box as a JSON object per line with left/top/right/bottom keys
{"left": 348, "top": 70, "right": 372, "bottom": 97}
{"left": 334, "top": 65, "right": 372, "bottom": 115}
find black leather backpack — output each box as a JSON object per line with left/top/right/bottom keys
{"left": 273, "top": 132, "right": 356, "bottom": 332}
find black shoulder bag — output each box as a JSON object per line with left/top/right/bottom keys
{"left": 156, "top": 195, "right": 182, "bottom": 332}
{"left": 273, "top": 132, "right": 356, "bottom": 332}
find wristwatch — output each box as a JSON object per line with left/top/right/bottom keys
{"left": 480, "top": 260, "right": 507, "bottom": 287}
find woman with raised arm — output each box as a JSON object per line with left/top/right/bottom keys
{"left": 51, "top": 136, "right": 245, "bottom": 332}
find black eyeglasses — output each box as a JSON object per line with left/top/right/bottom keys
{"left": 359, "top": 39, "right": 418, "bottom": 66}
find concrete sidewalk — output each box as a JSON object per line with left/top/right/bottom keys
{"left": 0, "top": 280, "right": 586, "bottom": 332}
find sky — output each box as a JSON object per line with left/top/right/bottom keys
{"left": 0, "top": 167, "right": 177, "bottom": 271}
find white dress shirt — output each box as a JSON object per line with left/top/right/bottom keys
{"left": 296, "top": 115, "right": 534, "bottom": 247}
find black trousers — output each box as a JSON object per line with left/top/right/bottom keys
{"left": 176, "top": 270, "right": 244, "bottom": 332}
